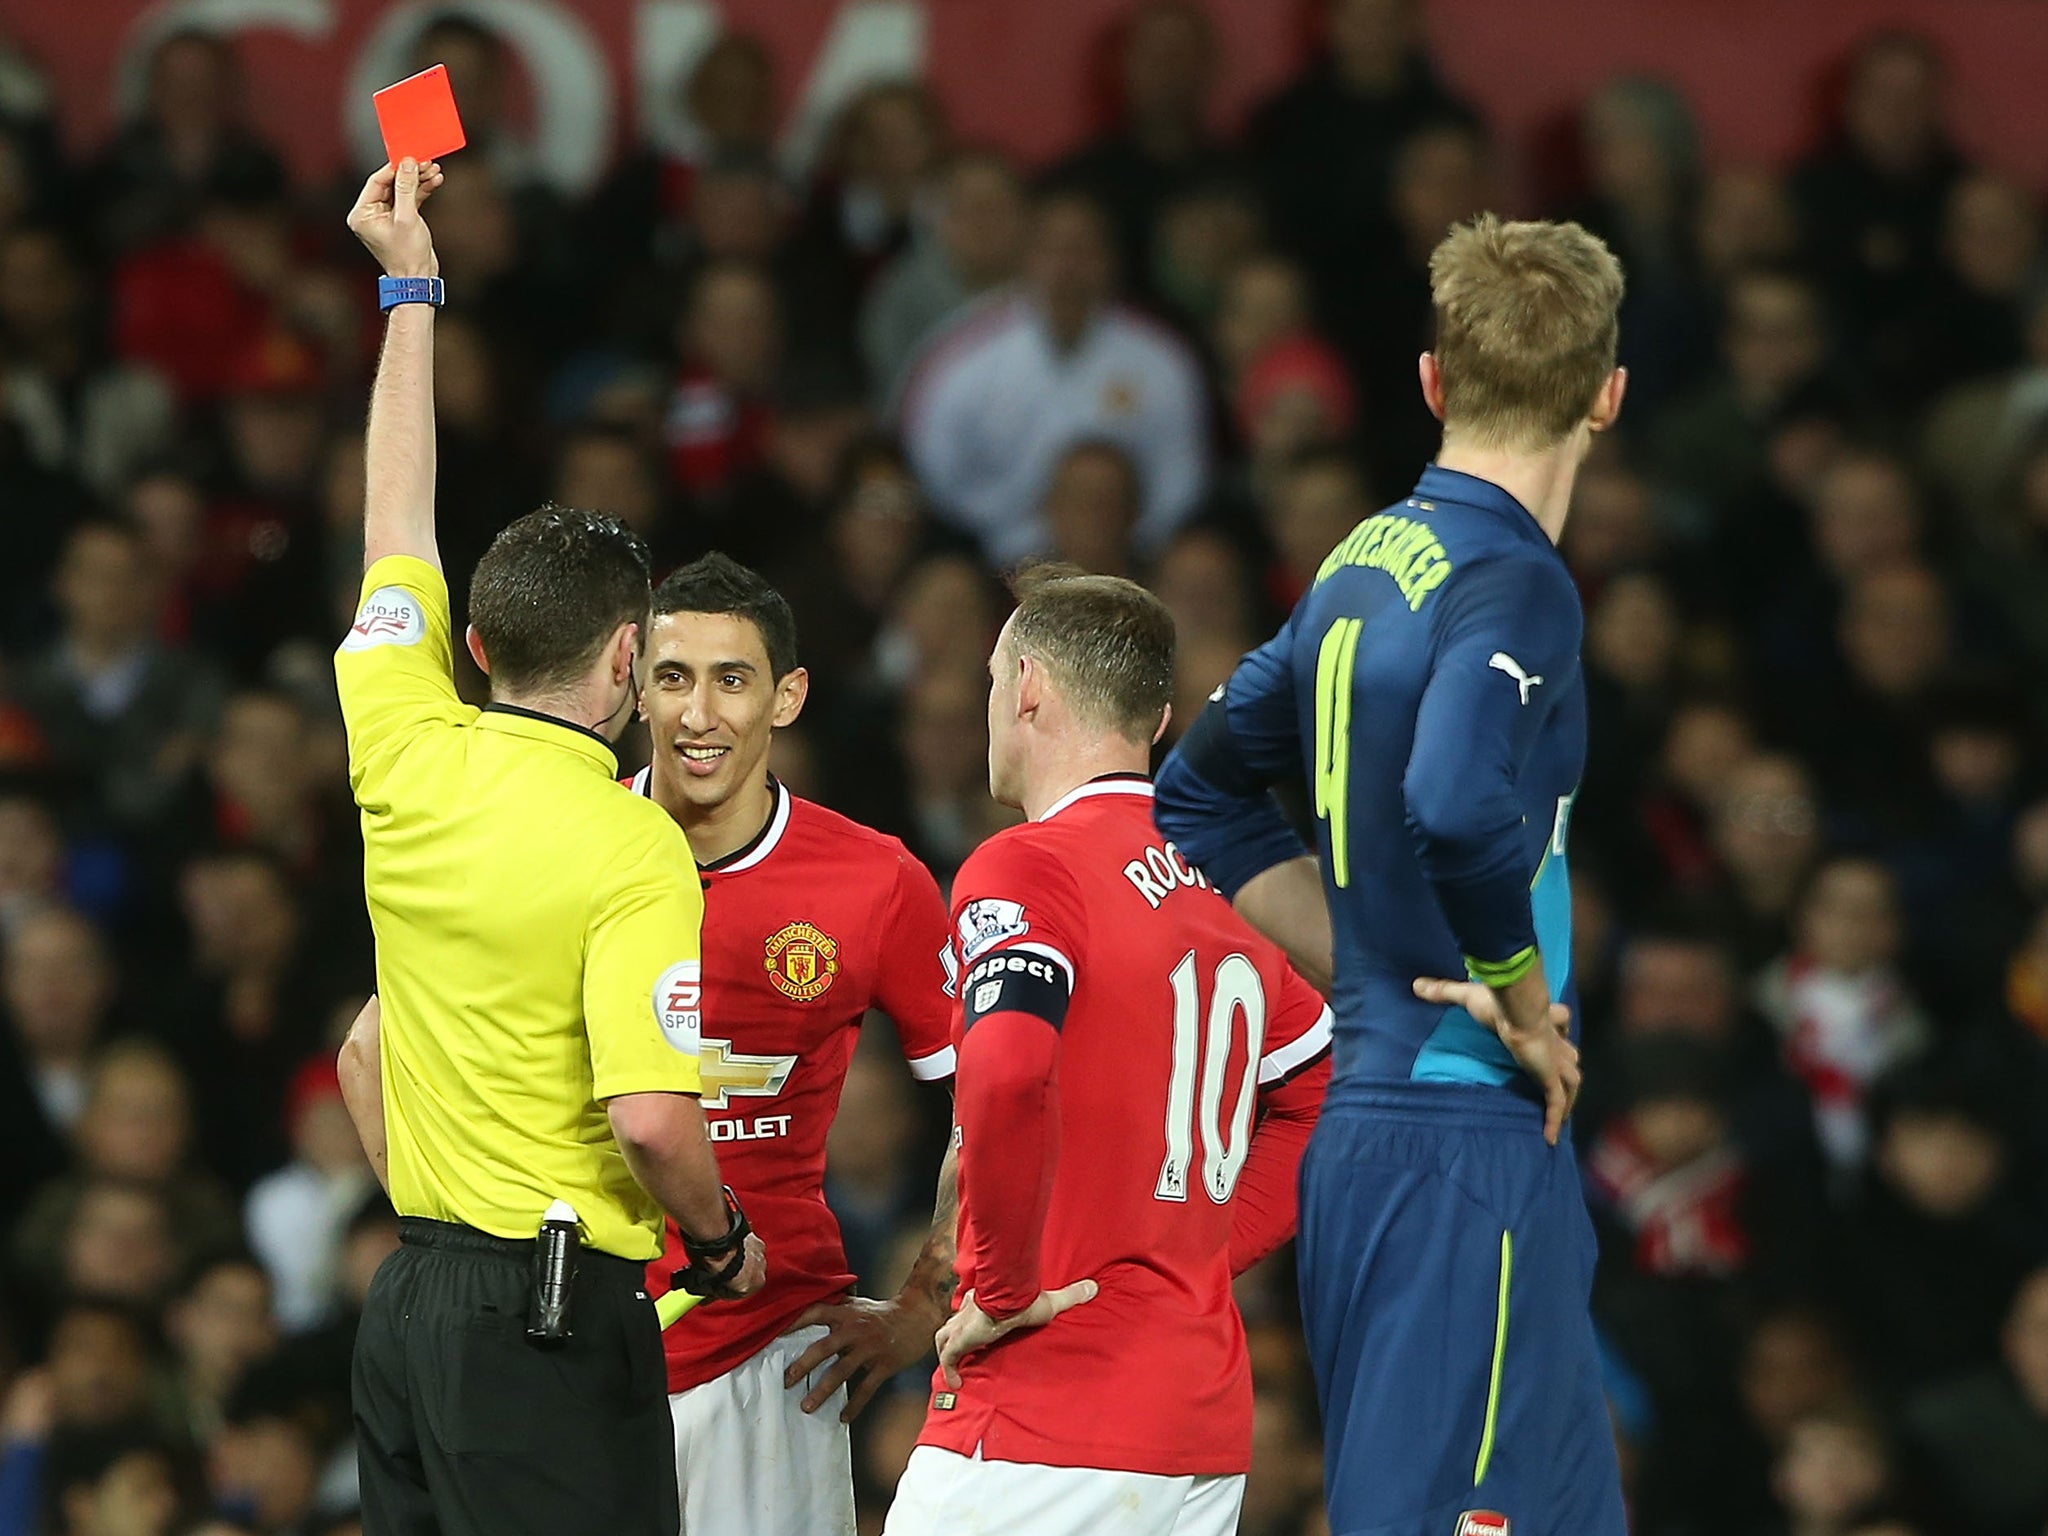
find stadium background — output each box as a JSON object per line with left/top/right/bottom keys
{"left": 1, "top": 1, "right": 2047, "bottom": 1533}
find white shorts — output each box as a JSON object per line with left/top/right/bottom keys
{"left": 883, "top": 1445, "right": 1247, "bottom": 1536}
{"left": 669, "top": 1324, "right": 854, "bottom": 1536}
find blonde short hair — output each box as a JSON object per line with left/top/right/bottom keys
{"left": 1428, "top": 214, "right": 1625, "bottom": 449}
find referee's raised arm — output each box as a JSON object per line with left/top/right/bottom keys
{"left": 337, "top": 159, "right": 763, "bottom": 1536}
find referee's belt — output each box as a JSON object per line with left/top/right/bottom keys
{"left": 398, "top": 1217, "right": 648, "bottom": 1279}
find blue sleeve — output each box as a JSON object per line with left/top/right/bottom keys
{"left": 0, "top": 1439, "right": 45, "bottom": 1536}
{"left": 1402, "top": 555, "right": 1580, "bottom": 982}
{"left": 1155, "top": 615, "right": 1310, "bottom": 897}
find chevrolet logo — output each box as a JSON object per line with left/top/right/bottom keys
{"left": 698, "top": 1038, "right": 796, "bottom": 1109}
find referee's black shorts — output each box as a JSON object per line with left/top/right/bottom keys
{"left": 352, "top": 1218, "right": 677, "bottom": 1536}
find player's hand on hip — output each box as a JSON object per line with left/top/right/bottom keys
{"left": 783, "top": 1292, "right": 947, "bottom": 1421}
{"left": 347, "top": 157, "right": 446, "bottom": 279}
{"left": 1411, "top": 974, "right": 1581, "bottom": 1146}
{"left": 935, "top": 1279, "right": 1098, "bottom": 1390}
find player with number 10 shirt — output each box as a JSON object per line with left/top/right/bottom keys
{"left": 886, "top": 569, "right": 1332, "bottom": 1536}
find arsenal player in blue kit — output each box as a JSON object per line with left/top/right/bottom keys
{"left": 630, "top": 554, "right": 958, "bottom": 1536}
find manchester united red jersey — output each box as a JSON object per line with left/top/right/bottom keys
{"left": 628, "top": 774, "right": 956, "bottom": 1392}
{"left": 922, "top": 776, "right": 1332, "bottom": 1476}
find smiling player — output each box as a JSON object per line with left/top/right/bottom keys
{"left": 630, "top": 553, "right": 957, "bottom": 1536}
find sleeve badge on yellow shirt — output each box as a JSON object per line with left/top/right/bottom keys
{"left": 764, "top": 922, "right": 839, "bottom": 1002}
{"left": 342, "top": 587, "right": 426, "bottom": 651}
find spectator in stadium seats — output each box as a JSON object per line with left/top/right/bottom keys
{"left": 1793, "top": 564, "right": 1955, "bottom": 823}
{"left": 1694, "top": 166, "right": 1802, "bottom": 291}
{"left": 0, "top": 785, "right": 65, "bottom": 933}
{"left": 1168, "top": 628, "right": 1253, "bottom": 752}
{"left": 1041, "top": 439, "right": 1141, "bottom": 578}
{"left": 410, "top": 14, "right": 545, "bottom": 200}
{"left": 1232, "top": 333, "right": 1359, "bottom": 511}
{"left": 1145, "top": 174, "right": 1265, "bottom": 337}
{"left": 164, "top": 1254, "right": 276, "bottom": 1447}
{"left": 1246, "top": 0, "right": 1477, "bottom": 324}
{"left": 1150, "top": 524, "right": 1257, "bottom": 645}
{"left": 1051, "top": 0, "right": 1233, "bottom": 292}
{"left": 1947, "top": 423, "right": 2048, "bottom": 677}
{"left": 894, "top": 660, "right": 1016, "bottom": 880}
{"left": 585, "top": 34, "right": 779, "bottom": 305}
{"left": 1708, "top": 753, "right": 1824, "bottom": 969}
{"left": 1762, "top": 1403, "right": 1901, "bottom": 1536}
{"left": 1560, "top": 461, "right": 1666, "bottom": 601}
{"left": 901, "top": 187, "right": 1209, "bottom": 563}
{"left": 665, "top": 259, "right": 782, "bottom": 498}
{"left": 1581, "top": 573, "right": 1687, "bottom": 847}
{"left": 1257, "top": 446, "right": 1368, "bottom": 612}
{"left": 774, "top": 435, "right": 932, "bottom": 702}
{"left": 15, "top": 1044, "right": 239, "bottom": 1296}
{"left": 85, "top": 30, "right": 284, "bottom": 256}
{"left": 0, "top": 905, "right": 117, "bottom": 1213}
{"left": 550, "top": 420, "right": 679, "bottom": 569}
{"left": 31, "top": 1182, "right": 180, "bottom": 1320}
{"left": 11, "top": 520, "right": 225, "bottom": 828}
{"left": 785, "top": 81, "right": 949, "bottom": 368}
{"left": 863, "top": 150, "right": 1028, "bottom": 407}
{"left": 0, "top": 224, "right": 176, "bottom": 498}
{"left": 1903, "top": 1264, "right": 2048, "bottom": 1536}
{"left": 1793, "top": 31, "right": 1965, "bottom": 348}
{"left": 1651, "top": 267, "right": 1833, "bottom": 521}
{"left": 1607, "top": 699, "right": 1755, "bottom": 903}
{"left": 1343, "top": 117, "right": 1496, "bottom": 487}
{"left": 1838, "top": 1063, "right": 2042, "bottom": 1396}
{"left": 1879, "top": 172, "right": 2040, "bottom": 406}
{"left": 1920, "top": 286, "right": 2048, "bottom": 519}
{"left": 164, "top": 849, "right": 329, "bottom": 1187}
{"left": 205, "top": 1360, "right": 324, "bottom": 1536}
{"left": 1614, "top": 930, "right": 1743, "bottom": 1044}
{"left": 244, "top": 1050, "right": 372, "bottom": 1335}
{"left": 38, "top": 1422, "right": 183, "bottom": 1536}
{"left": 1212, "top": 255, "right": 1314, "bottom": 402}
{"left": 1756, "top": 858, "right": 1929, "bottom": 1174}
{"left": 713, "top": 361, "right": 873, "bottom": 571}
{"left": 1568, "top": 76, "right": 1711, "bottom": 424}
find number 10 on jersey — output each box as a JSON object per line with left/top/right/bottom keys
{"left": 1156, "top": 952, "right": 1268, "bottom": 1205}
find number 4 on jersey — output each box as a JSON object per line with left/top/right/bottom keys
{"left": 1156, "top": 952, "right": 1268, "bottom": 1205}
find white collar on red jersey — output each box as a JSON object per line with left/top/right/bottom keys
{"left": 1037, "top": 774, "right": 1155, "bottom": 823}
{"left": 630, "top": 769, "right": 793, "bottom": 873}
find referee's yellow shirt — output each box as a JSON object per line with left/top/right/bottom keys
{"left": 335, "top": 555, "right": 704, "bottom": 1260}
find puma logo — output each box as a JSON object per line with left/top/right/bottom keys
{"left": 1488, "top": 652, "right": 1543, "bottom": 704}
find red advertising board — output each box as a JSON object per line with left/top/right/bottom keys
{"left": 2, "top": 0, "right": 2044, "bottom": 194}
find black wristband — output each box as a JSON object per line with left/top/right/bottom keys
{"left": 672, "top": 1186, "right": 752, "bottom": 1298}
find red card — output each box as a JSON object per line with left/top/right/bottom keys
{"left": 372, "top": 65, "right": 466, "bottom": 167}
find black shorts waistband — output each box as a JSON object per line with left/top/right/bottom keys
{"left": 398, "top": 1217, "right": 652, "bottom": 1281}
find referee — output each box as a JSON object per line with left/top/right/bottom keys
{"left": 332, "top": 158, "right": 766, "bottom": 1536}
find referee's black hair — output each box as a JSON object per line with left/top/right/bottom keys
{"left": 651, "top": 552, "right": 800, "bottom": 681}
{"left": 468, "top": 505, "right": 652, "bottom": 698}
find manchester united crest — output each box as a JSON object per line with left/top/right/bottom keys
{"left": 764, "top": 921, "right": 840, "bottom": 1001}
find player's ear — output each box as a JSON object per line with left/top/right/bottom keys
{"left": 1418, "top": 352, "right": 1446, "bottom": 422}
{"left": 1151, "top": 704, "right": 1172, "bottom": 746}
{"left": 1015, "top": 653, "right": 1043, "bottom": 719}
{"left": 612, "top": 621, "right": 640, "bottom": 682}
{"left": 772, "top": 666, "right": 809, "bottom": 729}
{"left": 1588, "top": 365, "right": 1628, "bottom": 433}
{"left": 464, "top": 624, "right": 490, "bottom": 675}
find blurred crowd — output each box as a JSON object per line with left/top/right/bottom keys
{"left": 1, "top": 3, "right": 2046, "bottom": 1535}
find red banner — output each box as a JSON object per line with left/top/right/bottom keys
{"left": 3, "top": 0, "right": 2044, "bottom": 194}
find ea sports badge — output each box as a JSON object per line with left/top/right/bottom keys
{"left": 1455, "top": 1512, "right": 1510, "bottom": 1536}
{"left": 342, "top": 586, "right": 426, "bottom": 650}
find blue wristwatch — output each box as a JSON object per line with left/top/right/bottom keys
{"left": 377, "top": 276, "right": 445, "bottom": 312}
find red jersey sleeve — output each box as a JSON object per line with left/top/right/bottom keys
{"left": 1228, "top": 959, "right": 1334, "bottom": 1275}
{"left": 949, "top": 834, "right": 1089, "bottom": 1321}
{"left": 874, "top": 845, "right": 957, "bottom": 1082}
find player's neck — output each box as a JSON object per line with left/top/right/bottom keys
{"left": 1434, "top": 434, "right": 1590, "bottom": 546}
{"left": 1022, "top": 748, "right": 1150, "bottom": 821}
{"left": 658, "top": 767, "right": 777, "bottom": 865}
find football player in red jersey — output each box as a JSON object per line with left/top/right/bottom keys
{"left": 632, "top": 553, "right": 959, "bottom": 1536}
{"left": 884, "top": 568, "right": 1333, "bottom": 1536}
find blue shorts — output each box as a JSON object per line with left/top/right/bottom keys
{"left": 1297, "top": 1084, "right": 1624, "bottom": 1536}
